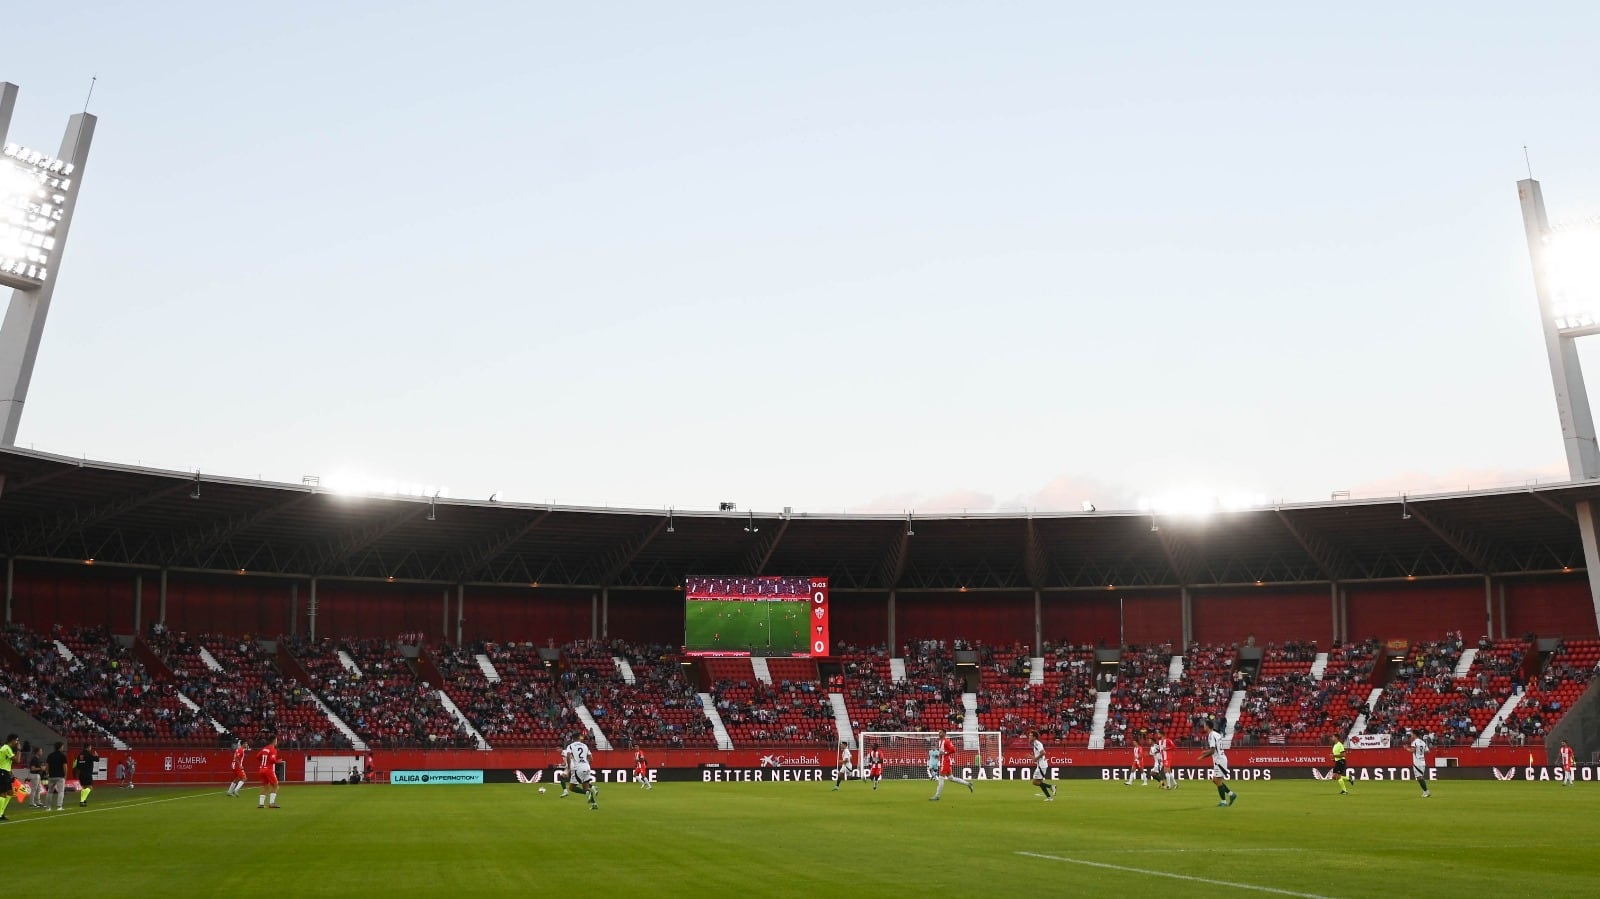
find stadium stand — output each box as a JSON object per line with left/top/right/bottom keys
{"left": 2, "top": 621, "right": 1598, "bottom": 753}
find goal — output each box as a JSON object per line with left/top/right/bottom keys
{"left": 857, "top": 731, "right": 1003, "bottom": 780}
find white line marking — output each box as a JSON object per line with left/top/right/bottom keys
{"left": 4, "top": 790, "right": 220, "bottom": 826}
{"left": 1016, "top": 851, "right": 1337, "bottom": 898}
{"left": 1072, "top": 848, "right": 1307, "bottom": 854}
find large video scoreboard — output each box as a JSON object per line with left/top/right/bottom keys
{"left": 683, "top": 575, "right": 830, "bottom": 658}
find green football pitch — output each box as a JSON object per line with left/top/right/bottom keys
{"left": 685, "top": 600, "right": 810, "bottom": 654}
{"left": 5, "top": 778, "right": 1595, "bottom": 897}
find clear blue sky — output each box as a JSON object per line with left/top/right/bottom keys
{"left": 6, "top": 1, "right": 1599, "bottom": 513}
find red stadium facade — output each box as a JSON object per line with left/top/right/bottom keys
{"left": 2, "top": 446, "right": 1598, "bottom": 777}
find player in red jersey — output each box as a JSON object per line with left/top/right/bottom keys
{"left": 1158, "top": 732, "right": 1177, "bottom": 789}
{"left": 929, "top": 730, "right": 974, "bottom": 800}
{"left": 866, "top": 745, "right": 885, "bottom": 791}
{"left": 1559, "top": 739, "right": 1576, "bottom": 786}
{"left": 256, "top": 736, "right": 281, "bottom": 809}
{"left": 634, "top": 751, "right": 652, "bottom": 790}
{"left": 226, "top": 739, "right": 248, "bottom": 797}
{"left": 1124, "top": 739, "right": 1148, "bottom": 786}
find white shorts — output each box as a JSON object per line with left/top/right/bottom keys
{"left": 1032, "top": 764, "right": 1049, "bottom": 781}
{"left": 570, "top": 766, "right": 595, "bottom": 786}
{"left": 1210, "top": 756, "right": 1230, "bottom": 779}
{"left": 837, "top": 764, "right": 853, "bottom": 779}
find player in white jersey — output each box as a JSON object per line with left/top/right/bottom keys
{"left": 1157, "top": 731, "right": 1177, "bottom": 789}
{"left": 831, "top": 741, "right": 854, "bottom": 791}
{"left": 1199, "top": 719, "right": 1238, "bottom": 807}
{"left": 563, "top": 736, "right": 599, "bottom": 810}
{"left": 1406, "top": 729, "right": 1431, "bottom": 798}
{"left": 1559, "top": 740, "right": 1575, "bottom": 786}
{"left": 1029, "top": 729, "right": 1056, "bottom": 801}
{"left": 1148, "top": 732, "right": 1165, "bottom": 789}
{"left": 926, "top": 744, "right": 939, "bottom": 781}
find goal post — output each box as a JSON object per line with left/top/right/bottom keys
{"left": 857, "top": 731, "right": 1003, "bottom": 780}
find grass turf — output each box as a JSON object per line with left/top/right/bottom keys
{"left": 685, "top": 600, "right": 810, "bottom": 654}
{"left": 5, "top": 777, "right": 1596, "bottom": 897}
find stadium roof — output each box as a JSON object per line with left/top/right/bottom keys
{"left": 0, "top": 446, "right": 1593, "bottom": 591}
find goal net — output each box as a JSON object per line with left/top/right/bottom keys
{"left": 857, "top": 731, "right": 1003, "bottom": 780}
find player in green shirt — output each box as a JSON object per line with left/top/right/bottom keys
{"left": 0, "top": 733, "right": 19, "bottom": 821}
{"left": 1330, "top": 733, "right": 1352, "bottom": 794}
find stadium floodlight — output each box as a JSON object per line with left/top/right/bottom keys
{"left": 320, "top": 470, "right": 450, "bottom": 498}
{"left": 1519, "top": 178, "right": 1600, "bottom": 636}
{"left": 1542, "top": 225, "right": 1600, "bottom": 335}
{"left": 0, "top": 141, "right": 74, "bottom": 289}
{"left": 0, "top": 83, "right": 96, "bottom": 445}
{"left": 1136, "top": 489, "right": 1267, "bottom": 518}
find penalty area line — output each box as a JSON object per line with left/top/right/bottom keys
{"left": 1015, "top": 851, "right": 1336, "bottom": 899}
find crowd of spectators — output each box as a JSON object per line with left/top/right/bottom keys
{"left": 5, "top": 623, "right": 1599, "bottom": 753}
{"left": 435, "top": 640, "right": 570, "bottom": 745}
{"left": 288, "top": 636, "right": 474, "bottom": 749}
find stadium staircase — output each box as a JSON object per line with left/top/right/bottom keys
{"left": 1223, "top": 690, "right": 1247, "bottom": 742}
{"left": 889, "top": 658, "right": 907, "bottom": 684}
{"left": 436, "top": 690, "right": 490, "bottom": 750}
{"left": 1029, "top": 657, "right": 1045, "bottom": 686}
{"left": 571, "top": 701, "right": 613, "bottom": 751}
{"left": 1088, "top": 691, "right": 1112, "bottom": 749}
{"left": 274, "top": 642, "right": 315, "bottom": 684}
{"left": 1453, "top": 648, "right": 1478, "bottom": 679}
{"left": 1474, "top": 692, "right": 1525, "bottom": 748}
{"left": 1168, "top": 655, "right": 1185, "bottom": 681}
{"left": 306, "top": 691, "right": 367, "bottom": 751}
{"left": 197, "top": 646, "right": 225, "bottom": 672}
{"left": 613, "top": 656, "right": 636, "bottom": 685}
{"left": 698, "top": 692, "right": 733, "bottom": 749}
{"left": 48, "top": 642, "right": 133, "bottom": 749}
{"left": 829, "top": 693, "right": 853, "bottom": 746}
{"left": 751, "top": 657, "right": 773, "bottom": 684}
{"left": 89, "top": 720, "right": 130, "bottom": 751}
{"left": 1309, "top": 652, "right": 1329, "bottom": 681}
{"left": 1348, "top": 688, "right": 1384, "bottom": 737}
{"left": 413, "top": 651, "right": 445, "bottom": 687}
{"left": 131, "top": 637, "right": 175, "bottom": 680}
{"left": 173, "top": 692, "right": 227, "bottom": 736}
{"left": 960, "top": 693, "right": 980, "bottom": 739}
{"left": 336, "top": 649, "right": 363, "bottom": 676}
{"left": 475, "top": 653, "right": 502, "bottom": 683}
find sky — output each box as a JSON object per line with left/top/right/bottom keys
{"left": 4, "top": 1, "right": 1599, "bottom": 514}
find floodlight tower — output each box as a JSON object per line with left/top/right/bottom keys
{"left": 1519, "top": 178, "right": 1600, "bottom": 633}
{"left": 0, "top": 82, "right": 95, "bottom": 445}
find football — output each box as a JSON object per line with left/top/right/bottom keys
{"left": 537, "top": 787, "right": 547, "bottom": 794}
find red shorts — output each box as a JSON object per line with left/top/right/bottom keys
{"left": 232, "top": 767, "right": 246, "bottom": 780}
{"left": 259, "top": 768, "right": 278, "bottom": 787}
{"left": 869, "top": 765, "right": 883, "bottom": 778}
{"left": 939, "top": 762, "right": 953, "bottom": 777}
